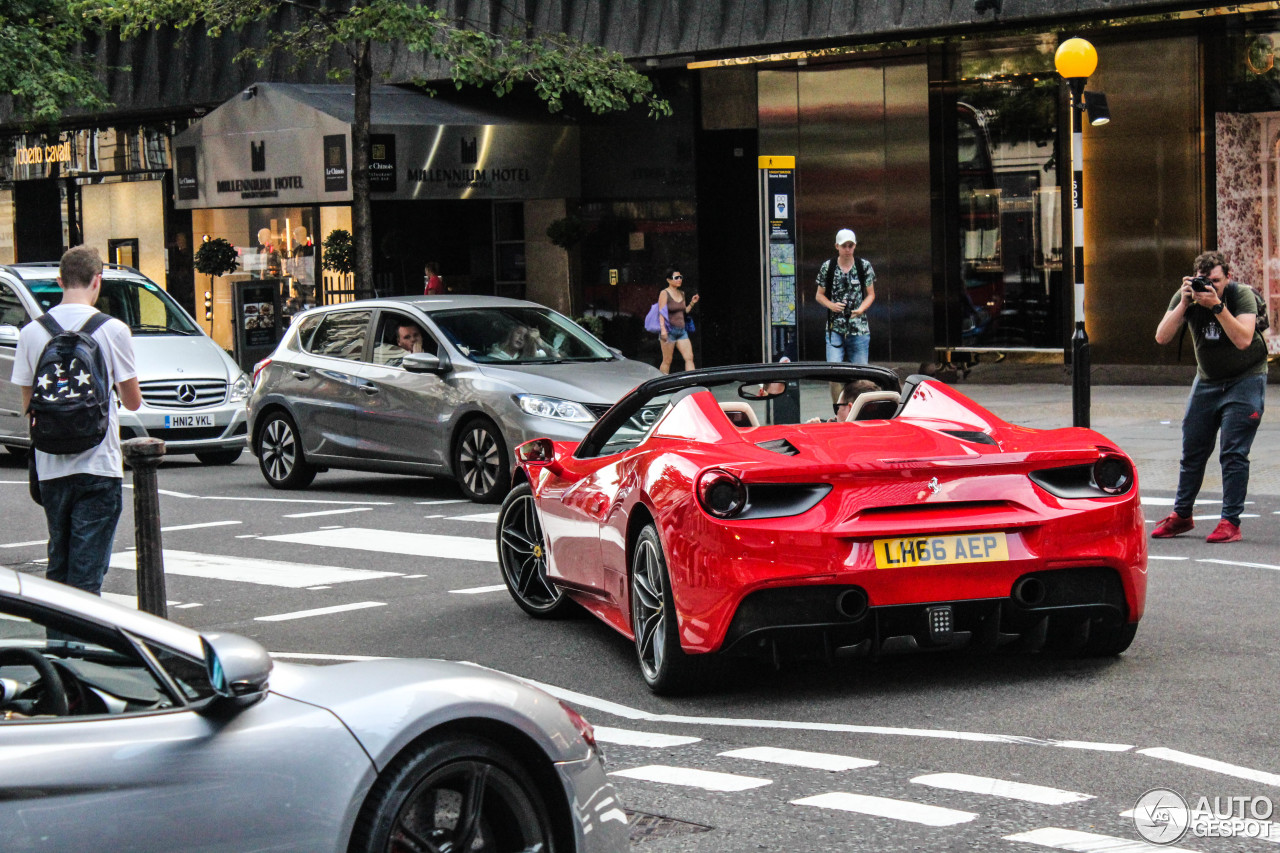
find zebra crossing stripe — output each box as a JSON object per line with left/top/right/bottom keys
{"left": 593, "top": 727, "right": 701, "bottom": 748}
{"left": 1004, "top": 827, "right": 1199, "bottom": 851}
{"left": 258, "top": 527, "right": 496, "bottom": 562}
{"left": 108, "top": 549, "right": 400, "bottom": 588}
{"left": 609, "top": 765, "right": 770, "bottom": 792}
{"left": 1138, "top": 747, "right": 1280, "bottom": 788}
{"left": 911, "top": 773, "right": 1093, "bottom": 805}
{"left": 720, "top": 746, "right": 877, "bottom": 772}
{"left": 792, "top": 792, "right": 977, "bottom": 826}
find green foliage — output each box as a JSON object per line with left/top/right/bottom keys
{"left": 575, "top": 314, "right": 605, "bottom": 338}
{"left": 322, "top": 229, "right": 354, "bottom": 275}
{"left": 546, "top": 215, "right": 585, "bottom": 250}
{"left": 0, "top": 0, "right": 112, "bottom": 124}
{"left": 193, "top": 237, "right": 239, "bottom": 277}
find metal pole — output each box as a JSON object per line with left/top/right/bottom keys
{"left": 1069, "top": 95, "right": 1090, "bottom": 428}
{"left": 123, "top": 437, "right": 167, "bottom": 618}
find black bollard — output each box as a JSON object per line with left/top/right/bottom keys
{"left": 123, "top": 438, "right": 166, "bottom": 618}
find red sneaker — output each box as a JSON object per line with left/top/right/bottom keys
{"left": 1206, "top": 519, "right": 1242, "bottom": 543}
{"left": 1151, "top": 513, "right": 1194, "bottom": 538}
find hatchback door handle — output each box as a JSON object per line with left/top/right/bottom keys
{"left": 291, "top": 370, "right": 309, "bottom": 380}
{"left": 359, "top": 382, "right": 379, "bottom": 395}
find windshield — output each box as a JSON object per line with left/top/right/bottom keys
{"left": 27, "top": 277, "right": 201, "bottom": 335}
{"left": 430, "top": 306, "right": 613, "bottom": 364}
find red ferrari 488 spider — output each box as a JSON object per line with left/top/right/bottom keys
{"left": 496, "top": 363, "right": 1147, "bottom": 693}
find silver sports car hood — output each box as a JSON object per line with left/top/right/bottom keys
{"left": 132, "top": 335, "right": 240, "bottom": 383}
{"left": 476, "top": 359, "right": 659, "bottom": 405}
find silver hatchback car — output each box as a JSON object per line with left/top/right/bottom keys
{"left": 248, "top": 295, "right": 660, "bottom": 502}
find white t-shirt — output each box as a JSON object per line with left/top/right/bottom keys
{"left": 11, "top": 304, "right": 138, "bottom": 480}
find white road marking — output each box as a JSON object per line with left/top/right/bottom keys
{"left": 403, "top": 574, "right": 427, "bottom": 579}
{"left": 455, "top": 511, "right": 500, "bottom": 523}
{"left": 101, "top": 593, "right": 179, "bottom": 609}
{"left": 270, "top": 651, "right": 392, "bottom": 661}
{"left": 424, "top": 514, "right": 447, "bottom": 519}
{"left": 284, "top": 507, "right": 374, "bottom": 519}
{"left": 1148, "top": 555, "right": 1189, "bottom": 561}
{"left": 1144, "top": 497, "right": 1252, "bottom": 506}
{"left": 109, "top": 550, "right": 401, "bottom": 588}
{"left": 1197, "top": 558, "right": 1280, "bottom": 572}
{"left": 593, "top": 727, "right": 701, "bottom": 748}
{"left": 1004, "top": 827, "right": 1198, "bottom": 851}
{"left": 1119, "top": 809, "right": 1280, "bottom": 844}
{"left": 911, "top": 772, "right": 1092, "bottom": 804}
{"left": 174, "top": 602, "right": 202, "bottom": 609}
{"left": 235, "top": 534, "right": 258, "bottom": 539}
{"left": 0, "top": 538, "right": 48, "bottom": 548}
{"left": 721, "top": 746, "right": 877, "bottom": 772}
{"left": 792, "top": 792, "right": 977, "bottom": 826}
{"left": 450, "top": 584, "right": 507, "bottom": 595}
{"left": 319, "top": 525, "right": 343, "bottom": 529}
{"left": 306, "top": 585, "right": 331, "bottom": 590}
{"left": 141, "top": 490, "right": 392, "bottom": 505}
{"left": 1138, "top": 746, "right": 1280, "bottom": 788}
{"left": 502, "top": 671, "right": 1134, "bottom": 751}
{"left": 610, "top": 765, "right": 770, "bottom": 792}
{"left": 258, "top": 527, "right": 496, "bottom": 562}
{"left": 256, "top": 601, "right": 386, "bottom": 622}
{"left": 416, "top": 499, "right": 468, "bottom": 505}
{"left": 160, "top": 520, "right": 242, "bottom": 532}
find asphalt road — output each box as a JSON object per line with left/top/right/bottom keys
{"left": 1, "top": 426, "right": 1278, "bottom": 852}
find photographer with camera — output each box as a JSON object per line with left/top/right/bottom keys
{"left": 1153, "top": 250, "right": 1267, "bottom": 543}
{"left": 815, "top": 230, "right": 876, "bottom": 380}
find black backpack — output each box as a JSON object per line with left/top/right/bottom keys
{"left": 27, "top": 313, "right": 114, "bottom": 454}
{"left": 824, "top": 257, "right": 868, "bottom": 328}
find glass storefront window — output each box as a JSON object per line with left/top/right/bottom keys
{"left": 949, "top": 46, "right": 1062, "bottom": 349}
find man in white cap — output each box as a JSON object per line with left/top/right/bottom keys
{"left": 815, "top": 229, "right": 876, "bottom": 374}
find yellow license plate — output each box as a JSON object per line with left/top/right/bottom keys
{"left": 873, "top": 532, "right": 1009, "bottom": 569}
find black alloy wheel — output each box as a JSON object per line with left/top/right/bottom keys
{"left": 631, "top": 525, "right": 700, "bottom": 694}
{"left": 195, "top": 448, "right": 243, "bottom": 466}
{"left": 453, "top": 419, "right": 509, "bottom": 503}
{"left": 256, "top": 411, "right": 316, "bottom": 489}
{"left": 497, "top": 483, "right": 572, "bottom": 618}
{"left": 353, "top": 737, "right": 559, "bottom": 853}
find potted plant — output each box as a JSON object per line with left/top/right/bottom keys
{"left": 194, "top": 237, "right": 239, "bottom": 280}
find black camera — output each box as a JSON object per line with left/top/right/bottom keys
{"left": 1190, "top": 276, "right": 1214, "bottom": 292}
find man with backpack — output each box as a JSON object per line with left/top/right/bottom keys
{"left": 11, "top": 246, "right": 141, "bottom": 594}
{"left": 1153, "top": 250, "right": 1267, "bottom": 544}
{"left": 815, "top": 229, "right": 877, "bottom": 368}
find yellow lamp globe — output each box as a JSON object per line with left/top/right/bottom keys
{"left": 1055, "top": 37, "right": 1098, "bottom": 79}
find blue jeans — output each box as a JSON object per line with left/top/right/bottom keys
{"left": 826, "top": 330, "right": 870, "bottom": 365}
{"left": 40, "top": 474, "right": 122, "bottom": 595}
{"left": 1173, "top": 373, "right": 1266, "bottom": 524}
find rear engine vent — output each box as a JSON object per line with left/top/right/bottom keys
{"left": 756, "top": 438, "right": 799, "bottom": 456}
{"left": 942, "top": 429, "right": 997, "bottom": 446}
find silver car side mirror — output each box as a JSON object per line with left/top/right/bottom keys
{"left": 202, "top": 633, "right": 272, "bottom": 705}
{"left": 402, "top": 352, "right": 449, "bottom": 374}
{"left": 0, "top": 324, "right": 19, "bottom": 347}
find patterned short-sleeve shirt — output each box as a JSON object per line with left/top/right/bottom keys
{"left": 816, "top": 257, "right": 875, "bottom": 336}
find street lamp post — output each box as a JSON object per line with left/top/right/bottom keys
{"left": 1055, "top": 37, "right": 1099, "bottom": 428}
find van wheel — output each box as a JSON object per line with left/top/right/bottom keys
{"left": 453, "top": 419, "right": 509, "bottom": 503}
{"left": 257, "top": 412, "right": 316, "bottom": 489}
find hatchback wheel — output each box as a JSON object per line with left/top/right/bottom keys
{"left": 453, "top": 419, "right": 509, "bottom": 503}
{"left": 497, "top": 483, "right": 572, "bottom": 618}
{"left": 257, "top": 412, "right": 316, "bottom": 489}
{"left": 352, "top": 737, "right": 559, "bottom": 853}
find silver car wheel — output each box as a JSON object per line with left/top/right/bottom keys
{"left": 632, "top": 536, "right": 667, "bottom": 681}
{"left": 453, "top": 420, "right": 509, "bottom": 503}
{"left": 262, "top": 418, "right": 297, "bottom": 482}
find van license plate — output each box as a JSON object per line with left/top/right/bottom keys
{"left": 164, "top": 414, "right": 214, "bottom": 429}
{"left": 873, "top": 532, "right": 1009, "bottom": 569}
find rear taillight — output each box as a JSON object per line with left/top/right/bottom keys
{"left": 1093, "top": 455, "right": 1133, "bottom": 495}
{"left": 696, "top": 468, "right": 747, "bottom": 519}
{"left": 251, "top": 358, "right": 271, "bottom": 388}
{"left": 559, "top": 701, "right": 596, "bottom": 749}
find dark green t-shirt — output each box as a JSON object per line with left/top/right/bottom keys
{"left": 1167, "top": 282, "right": 1267, "bottom": 382}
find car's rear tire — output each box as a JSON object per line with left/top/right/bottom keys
{"left": 350, "top": 736, "right": 560, "bottom": 853}
{"left": 453, "top": 418, "right": 509, "bottom": 503}
{"left": 256, "top": 411, "right": 316, "bottom": 489}
{"left": 195, "top": 448, "right": 243, "bottom": 466}
{"left": 631, "top": 525, "right": 702, "bottom": 695}
{"left": 497, "top": 482, "right": 574, "bottom": 618}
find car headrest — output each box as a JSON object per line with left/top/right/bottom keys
{"left": 844, "top": 390, "right": 902, "bottom": 422}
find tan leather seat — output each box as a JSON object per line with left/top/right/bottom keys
{"left": 720, "top": 401, "right": 760, "bottom": 428}
{"left": 844, "top": 390, "right": 901, "bottom": 422}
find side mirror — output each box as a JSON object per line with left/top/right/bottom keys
{"left": 516, "top": 437, "right": 556, "bottom": 467}
{"left": 201, "top": 632, "right": 272, "bottom": 706}
{"left": 607, "top": 346, "right": 623, "bottom": 358}
{"left": 0, "top": 325, "right": 19, "bottom": 348}
{"left": 402, "top": 352, "right": 449, "bottom": 374}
